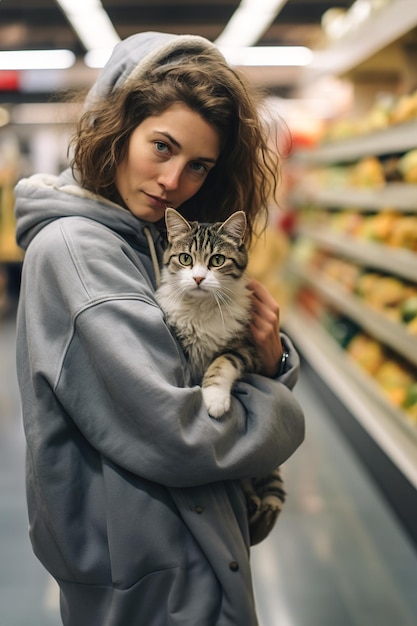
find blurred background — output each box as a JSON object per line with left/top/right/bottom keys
{"left": 1, "top": 1, "right": 417, "bottom": 624}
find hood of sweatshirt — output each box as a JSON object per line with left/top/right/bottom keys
{"left": 14, "top": 31, "right": 225, "bottom": 252}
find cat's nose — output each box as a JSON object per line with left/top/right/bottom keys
{"left": 193, "top": 276, "right": 205, "bottom": 285}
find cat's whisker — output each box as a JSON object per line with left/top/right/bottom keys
{"left": 160, "top": 284, "right": 188, "bottom": 309}
{"left": 212, "top": 292, "right": 227, "bottom": 332}
{"left": 216, "top": 283, "right": 241, "bottom": 302}
{"left": 213, "top": 289, "right": 237, "bottom": 318}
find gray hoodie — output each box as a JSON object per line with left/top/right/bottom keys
{"left": 14, "top": 32, "right": 304, "bottom": 626}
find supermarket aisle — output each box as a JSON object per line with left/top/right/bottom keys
{"left": 1, "top": 316, "right": 417, "bottom": 626}
{"left": 252, "top": 360, "right": 417, "bottom": 626}
{"left": 0, "top": 315, "right": 61, "bottom": 626}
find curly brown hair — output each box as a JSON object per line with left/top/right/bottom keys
{"left": 70, "top": 51, "right": 280, "bottom": 243}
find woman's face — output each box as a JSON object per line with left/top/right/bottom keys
{"left": 115, "top": 103, "right": 221, "bottom": 222}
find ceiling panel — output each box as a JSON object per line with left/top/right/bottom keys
{"left": 0, "top": 0, "right": 355, "bottom": 99}
{"left": 0, "top": 1, "right": 354, "bottom": 51}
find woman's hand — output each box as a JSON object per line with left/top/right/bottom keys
{"left": 248, "top": 278, "right": 283, "bottom": 378}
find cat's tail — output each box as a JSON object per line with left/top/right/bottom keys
{"left": 241, "top": 468, "right": 286, "bottom": 546}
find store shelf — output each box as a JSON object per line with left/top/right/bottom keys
{"left": 288, "top": 0, "right": 417, "bottom": 526}
{"left": 292, "top": 263, "right": 417, "bottom": 367}
{"left": 294, "top": 120, "right": 417, "bottom": 165}
{"left": 284, "top": 307, "right": 417, "bottom": 490}
{"left": 293, "top": 183, "right": 417, "bottom": 211}
{"left": 301, "top": 0, "right": 417, "bottom": 84}
{"left": 299, "top": 227, "right": 417, "bottom": 283}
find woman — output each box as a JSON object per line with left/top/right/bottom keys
{"left": 14, "top": 32, "right": 304, "bottom": 626}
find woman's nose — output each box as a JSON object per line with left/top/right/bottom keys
{"left": 158, "top": 162, "right": 183, "bottom": 190}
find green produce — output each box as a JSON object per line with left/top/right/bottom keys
{"left": 401, "top": 296, "right": 417, "bottom": 324}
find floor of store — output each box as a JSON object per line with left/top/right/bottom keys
{"left": 1, "top": 315, "right": 417, "bottom": 626}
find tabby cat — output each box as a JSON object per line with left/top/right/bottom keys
{"left": 156, "top": 207, "right": 286, "bottom": 545}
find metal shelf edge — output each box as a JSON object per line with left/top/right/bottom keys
{"left": 284, "top": 308, "right": 417, "bottom": 489}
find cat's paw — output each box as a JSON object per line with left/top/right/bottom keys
{"left": 202, "top": 386, "right": 231, "bottom": 418}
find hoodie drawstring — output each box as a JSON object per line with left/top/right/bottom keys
{"left": 143, "top": 226, "right": 161, "bottom": 289}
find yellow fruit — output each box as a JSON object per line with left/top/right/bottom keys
{"left": 407, "top": 317, "right": 417, "bottom": 335}
{"left": 375, "top": 360, "right": 413, "bottom": 388}
{"left": 398, "top": 149, "right": 417, "bottom": 183}
{"left": 364, "top": 276, "right": 405, "bottom": 310}
{"left": 388, "top": 216, "right": 417, "bottom": 250}
{"left": 347, "top": 334, "right": 385, "bottom": 375}
{"left": 384, "top": 387, "right": 407, "bottom": 407}
{"left": 376, "top": 361, "right": 414, "bottom": 407}
{"left": 350, "top": 157, "right": 385, "bottom": 188}
{"left": 403, "top": 383, "right": 417, "bottom": 423}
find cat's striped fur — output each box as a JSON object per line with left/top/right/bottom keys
{"left": 156, "top": 208, "right": 286, "bottom": 545}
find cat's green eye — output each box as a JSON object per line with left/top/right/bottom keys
{"left": 210, "top": 254, "right": 226, "bottom": 268}
{"left": 179, "top": 253, "right": 193, "bottom": 266}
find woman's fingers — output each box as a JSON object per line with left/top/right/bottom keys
{"left": 247, "top": 279, "right": 283, "bottom": 377}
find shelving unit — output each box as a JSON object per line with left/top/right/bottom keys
{"left": 284, "top": 308, "right": 417, "bottom": 488}
{"left": 294, "top": 183, "right": 417, "bottom": 212}
{"left": 302, "top": 0, "right": 417, "bottom": 85}
{"left": 295, "top": 120, "right": 417, "bottom": 166}
{"left": 0, "top": 141, "right": 23, "bottom": 315}
{"left": 287, "top": 0, "right": 417, "bottom": 543}
{"left": 284, "top": 306, "right": 417, "bottom": 544}
{"left": 298, "top": 227, "right": 417, "bottom": 282}
{"left": 291, "top": 261, "right": 417, "bottom": 367}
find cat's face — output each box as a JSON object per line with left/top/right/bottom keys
{"left": 162, "top": 208, "right": 248, "bottom": 298}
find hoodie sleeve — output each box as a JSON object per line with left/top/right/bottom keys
{"left": 19, "top": 218, "right": 305, "bottom": 489}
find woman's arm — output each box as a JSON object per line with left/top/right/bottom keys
{"left": 25, "top": 220, "right": 304, "bottom": 489}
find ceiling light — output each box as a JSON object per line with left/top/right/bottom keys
{"left": 216, "top": 0, "right": 288, "bottom": 48}
{"left": 220, "top": 46, "right": 313, "bottom": 67}
{"left": 0, "top": 50, "right": 75, "bottom": 70}
{"left": 84, "top": 48, "right": 113, "bottom": 68}
{"left": 55, "top": 0, "right": 120, "bottom": 52}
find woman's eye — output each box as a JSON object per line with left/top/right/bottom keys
{"left": 179, "top": 253, "right": 193, "bottom": 266}
{"left": 190, "top": 162, "right": 207, "bottom": 176}
{"left": 154, "top": 141, "right": 170, "bottom": 155}
{"left": 210, "top": 254, "right": 226, "bottom": 267}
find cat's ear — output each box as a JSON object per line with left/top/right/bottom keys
{"left": 165, "top": 208, "right": 191, "bottom": 242}
{"left": 219, "top": 211, "right": 247, "bottom": 244}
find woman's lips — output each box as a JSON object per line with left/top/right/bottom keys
{"left": 145, "top": 193, "right": 168, "bottom": 209}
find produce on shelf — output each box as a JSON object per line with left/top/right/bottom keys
{"left": 321, "top": 87, "right": 417, "bottom": 142}
{"left": 344, "top": 329, "right": 417, "bottom": 424}
{"left": 0, "top": 169, "right": 22, "bottom": 263}
{"left": 374, "top": 360, "right": 414, "bottom": 407}
{"left": 355, "top": 274, "right": 412, "bottom": 321}
{"left": 293, "top": 280, "right": 417, "bottom": 425}
{"left": 323, "top": 311, "right": 360, "bottom": 348}
{"left": 356, "top": 210, "right": 398, "bottom": 243}
{"left": 301, "top": 149, "right": 417, "bottom": 191}
{"left": 397, "top": 149, "right": 417, "bottom": 183}
{"left": 390, "top": 90, "right": 417, "bottom": 125}
{"left": 388, "top": 214, "right": 417, "bottom": 250}
{"left": 298, "top": 243, "right": 417, "bottom": 329}
{"left": 403, "top": 384, "right": 417, "bottom": 421}
{"left": 289, "top": 27, "right": 417, "bottom": 478}
{"left": 346, "top": 333, "right": 385, "bottom": 375}
{"left": 300, "top": 205, "right": 417, "bottom": 252}
{"left": 349, "top": 156, "right": 385, "bottom": 188}
{"left": 401, "top": 296, "right": 417, "bottom": 324}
